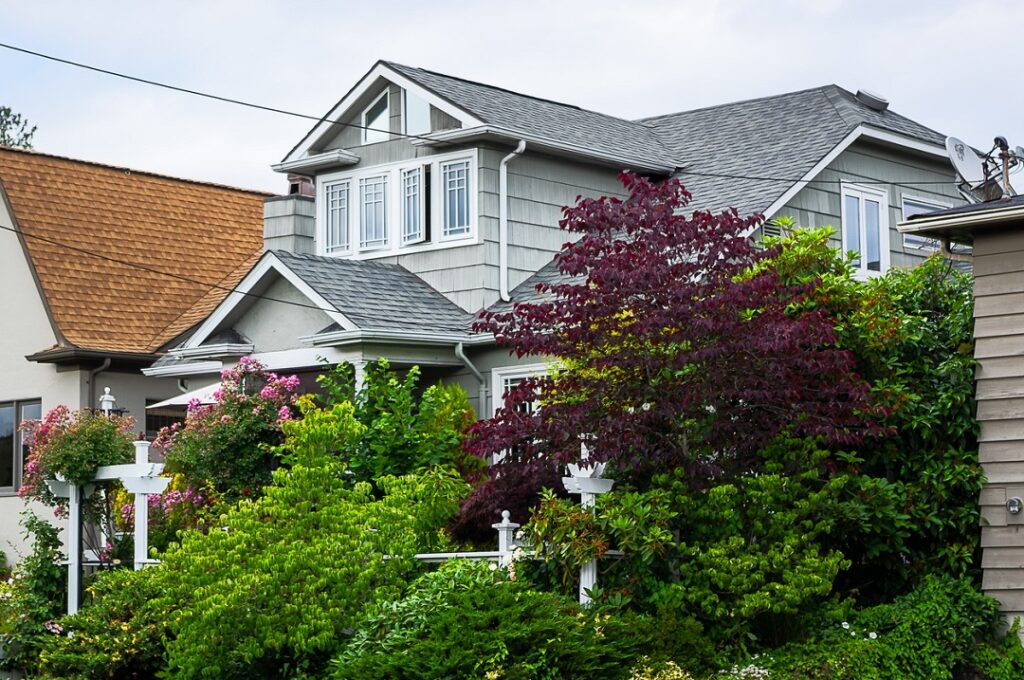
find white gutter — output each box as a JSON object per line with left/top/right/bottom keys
{"left": 455, "top": 342, "right": 487, "bottom": 416}
{"left": 270, "top": 148, "right": 360, "bottom": 174}
{"left": 141, "top": 360, "right": 223, "bottom": 378}
{"left": 300, "top": 328, "right": 495, "bottom": 348}
{"left": 411, "top": 125, "right": 679, "bottom": 174}
{"left": 897, "top": 204, "right": 1024, "bottom": 234}
{"left": 499, "top": 140, "right": 527, "bottom": 302}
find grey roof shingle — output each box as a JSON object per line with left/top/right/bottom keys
{"left": 487, "top": 85, "right": 950, "bottom": 317}
{"left": 642, "top": 85, "right": 947, "bottom": 216}
{"left": 384, "top": 61, "right": 679, "bottom": 171}
{"left": 274, "top": 251, "right": 474, "bottom": 335}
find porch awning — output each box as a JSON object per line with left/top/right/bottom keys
{"left": 147, "top": 382, "right": 220, "bottom": 410}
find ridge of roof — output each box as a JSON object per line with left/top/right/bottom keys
{"left": 0, "top": 144, "right": 275, "bottom": 197}
{"left": 637, "top": 85, "right": 836, "bottom": 123}
{"left": 383, "top": 60, "right": 588, "bottom": 113}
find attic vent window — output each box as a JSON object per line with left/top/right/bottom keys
{"left": 855, "top": 90, "right": 889, "bottom": 112}
{"left": 362, "top": 91, "right": 390, "bottom": 144}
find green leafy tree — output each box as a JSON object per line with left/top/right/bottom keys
{"left": 0, "top": 106, "right": 36, "bottom": 148}
{"left": 154, "top": 398, "right": 469, "bottom": 678}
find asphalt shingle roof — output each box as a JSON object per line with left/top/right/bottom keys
{"left": 488, "top": 85, "right": 950, "bottom": 317}
{"left": 384, "top": 61, "right": 679, "bottom": 171}
{"left": 273, "top": 251, "right": 474, "bottom": 335}
{"left": 642, "top": 85, "right": 947, "bottom": 216}
{"left": 0, "top": 146, "right": 267, "bottom": 354}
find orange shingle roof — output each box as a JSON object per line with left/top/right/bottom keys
{"left": 0, "top": 146, "right": 269, "bottom": 354}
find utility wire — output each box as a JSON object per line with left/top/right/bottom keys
{"left": 0, "top": 40, "right": 991, "bottom": 188}
{"left": 0, "top": 222, "right": 347, "bottom": 319}
{"left": 0, "top": 41, "right": 446, "bottom": 146}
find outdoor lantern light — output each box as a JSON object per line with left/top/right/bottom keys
{"left": 98, "top": 387, "right": 117, "bottom": 417}
{"left": 1008, "top": 497, "right": 1023, "bottom": 515}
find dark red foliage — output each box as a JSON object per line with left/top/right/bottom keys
{"left": 455, "top": 174, "right": 876, "bottom": 533}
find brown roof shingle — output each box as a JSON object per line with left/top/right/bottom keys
{"left": 0, "top": 146, "right": 268, "bottom": 354}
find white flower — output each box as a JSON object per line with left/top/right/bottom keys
{"left": 841, "top": 621, "right": 850, "bottom": 629}
{"left": 869, "top": 632, "right": 878, "bottom": 639}
{"left": 488, "top": 562, "right": 498, "bottom": 571}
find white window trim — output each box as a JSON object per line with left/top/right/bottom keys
{"left": 361, "top": 90, "right": 390, "bottom": 145}
{"left": 323, "top": 180, "right": 351, "bottom": 255}
{"left": 490, "top": 363, "right": 549, "bottom": 417}
{"left": 439, "top": 158, "right": 473, "bottom": 242}
{"left": 840, "top": 182, "right": 891, "bottom": 277}
{"left": 358, "top": 174, "right": 389, "bottom": 251}
{"left": 401, "top": 167, "right": 426, "bottom": 245}
{"left": 316, "top": 148, "right": 480, "bottom": 260}
{"left": 900, "top": 193, "right": 952, "bottom": 252}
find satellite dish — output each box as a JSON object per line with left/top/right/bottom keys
{"left": 946, "top": 136, "right": 987, "bottom": 187}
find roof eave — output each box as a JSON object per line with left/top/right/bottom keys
{"left": 897, "top": 204, "right": 1024, "bottom": 245}
{"left": 301, "top": 328, "right": 493, "bottom": 348}
{"left": 27, "top": 346, "right": 160, "bottom": 366}
{"left": 411, "top": 126, "right": 679, "bottom": 175}
{"left": 271, "top": 148, "right": 360, "bottom": 175}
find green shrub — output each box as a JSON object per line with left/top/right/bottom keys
{"left": 0, "top": 512, "right": 65, "bottom": 674}
{"left": 154, "top": 399, "right": 468, "bottom": 678}
{"left": 333, "top": 559, "right": 651, "bottom": 679}
{"left": 317, "top": 359, "right": 479, "bottom": 481}
{"left": 36, "top": 567, "right": 165, "bottom": 679}
{"left": 765, "top": 576, "right": 1024, "bottom": 679}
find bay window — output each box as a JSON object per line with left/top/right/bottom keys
{"left": 316, "top": 149, "right": 477, "bottom": 258}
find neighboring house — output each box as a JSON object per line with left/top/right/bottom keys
{"left": 147, "top": 61, "right": 966, "bottom": 430}
{"left": 898, "top": 193, "right": 1024, "bottom": 626}
{"left": 0, "top": 146, "right": 267, "bottom": 559}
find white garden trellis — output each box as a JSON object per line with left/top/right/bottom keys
{"left": 46, "top": 440, "right": 169, "bottom": 615}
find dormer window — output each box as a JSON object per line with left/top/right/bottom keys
{"left": 316, "top": 149, "right": 478, "bottom": 260}
{"left": 362, "top": 91, "right": 390, "bottom": 144}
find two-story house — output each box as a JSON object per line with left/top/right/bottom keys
{"left": 0, "top": 146, "right": 267, "bottom": 559}
{"left": 144, "top": 61, "right": 964, "bottom": 427}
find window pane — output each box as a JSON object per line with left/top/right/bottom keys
{"left": 902, "top": 199, "right": 941, "bottom": 252}
{"left": 402, "top": 169, "right": 422, "bottom": 243}
{"left": 865, "top": 199, "right": 881, "bottom": 271}
{"left": 19, "top": 402, "right": 40, "bottom": 481}
{"left": 325, "top": 182, "right": 349, "bottom": 253}
{"left": 0, "top": 404, "right": 13, "bottom": 488}
{"left": 404, "top": 91, "right": 431, "bottom": 136}
{"left": 360, "top": 176, "right": 388, "bottom": 249}
{"left": 443, "top": 161, "right": 470, "bottom": 237}
{"left": 363, "top": 92, "right": 389, "bottom": 144}
{"left": 844, "top": 194, "right": 861, "bottom": 267}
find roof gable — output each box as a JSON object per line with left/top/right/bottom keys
{"left": 0, "top": 146, "right": 268, "bottom": 355}
{"left": 282, "top": 61, "right": 484, "bottom": 164}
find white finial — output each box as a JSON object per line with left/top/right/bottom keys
{"left": 99, "top": 387, "right": 117, "bottom": 417}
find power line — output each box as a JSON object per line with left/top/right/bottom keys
{"left": 0, "top": 222, "right": 348, "bottom": 320}
{"left": 0, "top": 40, "right": 982, "bottom": 189}
{"left": 0, "top": 41, "right": 445, "bottom": 146}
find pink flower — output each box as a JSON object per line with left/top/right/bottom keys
{"left": 277, "top": 406, "right": 292, "bottom": 423}
{"left": 259, "top": 385, "right": 278, "bottom": 401}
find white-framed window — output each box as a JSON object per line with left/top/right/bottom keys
{"left": 403, "top": 89, "right": 431, "bottom": 136}
{"left": 491, "top": 364, "right": 549, "bottom": 417}
{"left": 359, "top": 175, "right": 388, "bottom": 249}
{"left": 1, "top": 399, "right": 41, "bottom": 495}
{"left": 315, "top": 149, "right": 478, "bottom": 260}
{"left": 324, "top": 181, "right": 350, "bottom": 254}
{"left": 841, "top": 183, "right": 890, "bottom": 276}
{"left": 362, "top": 90, "right": 390, "bottom": 145}
{"left": 442, "top": 160, "right": 471, "bottom": 238}
{"left": 901, "top": 194, "right": 952, "bottom": 252}
{"left": 402, "top": 167, "right": 426, "bottom": 244}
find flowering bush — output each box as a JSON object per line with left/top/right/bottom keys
{"left": 113, "top": 474, "right": 220, "bottom": 554}
{"left": 0, "top": 512, "right": 65, "bottom": 675}
{"left": 19, "top": 406, "right": 135, "bottom": 513}
{"left": 160, "top": 357, "right": 299, "bottom": 500}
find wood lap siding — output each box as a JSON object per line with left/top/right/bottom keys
{"left": 973, "top": 224, "right": 1024, "bottom": 624}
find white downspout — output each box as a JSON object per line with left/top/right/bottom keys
{"left": 499, "top": 140, "right": 527, "bottom": 302}
{"left": 455, "top": 342, "right": 488, "bottom": 417}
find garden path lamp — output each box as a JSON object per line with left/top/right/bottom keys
{"left": 562, "top": 439, "right": 615, "bottom": 605}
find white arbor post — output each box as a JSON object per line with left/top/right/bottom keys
{"left": 562, "top": 440, "right": 615, "bottom": 605}
{"left": 492, "top": 510, "right": 521, "bottom": 567}
{"left": 46, "top": 440, "right": 170, "bottom": 615}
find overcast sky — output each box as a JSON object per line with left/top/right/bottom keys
{"left": 3, "top": 0, "right": 1022, "bottom": 193}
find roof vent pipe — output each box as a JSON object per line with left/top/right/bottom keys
{"left": 855, "top": 89, "right": 889, "bottom": 112}
{"left": 499, "top": 140, "right": 527, "bottom": 302}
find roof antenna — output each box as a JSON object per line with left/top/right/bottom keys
{"left": 944, "top": 135, "right": 1022, "bottom": 203}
